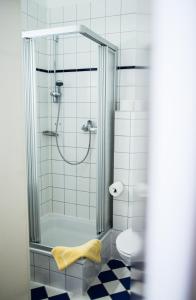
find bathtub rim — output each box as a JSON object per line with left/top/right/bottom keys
{"left": 30, "top": 228, "right": 112, "bottom": 265}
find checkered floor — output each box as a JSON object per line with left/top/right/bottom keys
{"left": 31, "top": 259, "right": 144, "bottom": 300}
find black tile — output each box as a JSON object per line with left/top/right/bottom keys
{"left": 87, "top": 284, "right": 109, "bottom": 299}
{"left": 111, "top": 291, "right": 130, "bottom": 299}
{"left": 120, "top": 277, "right": 131, "bottom": 290}
{"left": 98, "top": 270, "right": 118, "bottom": 283}
{"left": 49, "top": 293, "right": 70, "bottom": 300}
{"left": 107, "top": 259, "right": 125, "bottom": 270}
{"left": 130, "top": 293, "right": 143, "bottom": 300}
{"left": 31, "top": 287, "right": 48, "bottom": 300}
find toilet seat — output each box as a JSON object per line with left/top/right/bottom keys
{"left": 116, "top": 229, "right": 142, "bottom": 257}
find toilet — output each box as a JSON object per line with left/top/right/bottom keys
{"left": 116, "top": 228, "right": 143, "bottom": 266}
{"left": 116, "top": 229, "right": 144, "bottom": 294}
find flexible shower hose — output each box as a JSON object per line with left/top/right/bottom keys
{"left": 55, "top": 100, "right": 91, "bottom": 165}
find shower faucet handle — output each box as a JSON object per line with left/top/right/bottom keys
{"left": 81, "top": 120, "right": 97, "bottom": 133}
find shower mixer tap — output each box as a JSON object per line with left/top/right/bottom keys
{"left": 81, "top": 120, "right": 97, "bottom": 133}
{"left": 50, "top": 80, "right": 63, "bottom": 103}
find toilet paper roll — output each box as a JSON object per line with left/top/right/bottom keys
{"left": 109, "top": 181, "right": 124, "bottom": 197}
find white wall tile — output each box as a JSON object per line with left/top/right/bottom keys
{"left": 114, "top": 152, "right": 129, "bottom": 169}
{"left": 64, "top": 203, "right": 76, "bottom": 216}
{"left": 121, "top": 0, "right": 137, "bottom": 14}
{"left": 121, "top": 14, "right": 136, "bottom": 32}
{"left": 91, "top": 0, "right": 106, "bottom": 18}
{"left": 77, "top": 2, "right": 90, "bottom": 20}
{"left": 113, "top": 215, "right": 128, "bottom": 231}
{"left": 119, "top": 69, "right": 135, "bottom": 86}
{"left": 130, "top": 137, "right": 148, "bottom": 153}
{"left": 77, "top": 177, "right": 89, "bottom": 192}
{"left": 91, "top": 18, "right": 106, "bottom": 35}
{"left": 129, "top": 170, "right": 147, "bottom": 186}
{"left": 77, "top": 103, "right": 90, "bottom": 118}
{"left": 114, "top": 168, "right": 129, "bottom": 185}
{"left": 130, "top": 153, "right": 147, "bottom": 169}
{"left": 121, "top": 32, "right": 137, "bottom": 49}
{"left": 53, "top": 201, "right": 64, "bottom": 214}
{"left": 63, "top": 4, "right": 76, "bottom": 22}
{"left": 131, "top": 119, "right": 148, "bottom": 136}
{"left": 50, "top": 271, "right": 66, "bottom": 289}
{"left": 90, "top": 207, "right": 96, "bottom": 220}
{"left": 41, "top": 201, "right": 52, "bottom": 216}
{"left": 120, "top": 86, "right": 135, "bottom": 101}
{"left": 53, "top": 174, "right": 64, "bottom": 188}
{"left": 90, "top": 179, "right": 96, "bottom": 193}
{"left": 136, "top": 14, "right": 150, "bottom": 31}
{"left": 50, "top": 7, "right": 63, "bottom": 23}
{"left": 115, "top": 136, "right": 130, "bottom": 153}
{"left": 64, "top": 176, "right": 76, "bottom": 190}
{"left": 34, "top": 254, "right": 50, "bottom": 269}
{"left": 106, "top": 16, "right": 121, "bottom": 33}
{"left": 52, "top": 160, "right": 64, "bottom": 174}
{"left": 35, "top": 267, "right": 49, "bottom": 285}
{"left": 77, "top": 191, "right": 89, "bottom": 206}
{"left": 113, "top": 200, "right": 129, "bottom": 217}
{"left": 106, "top": 0, "right": 121, "bottom": 16}
{"left": 67, "top": 263, "right": 83, "bottom": 278}
{"left": 65, "top": 190, "right": 76, "bottom": 203}
{"left": 115, "top": 109, "right": 131, "bottom": 120}
{"left": 115, "top": 119, "right": 131, "bottom": 136}
{"left": 53, "top": 188, "right": 64, "bottom": 202}
{"left": 77, "top": 205, "right": 89, "bottom": 219}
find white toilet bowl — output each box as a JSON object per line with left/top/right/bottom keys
{"left": 116, "top": 228, "right": 143, "bottom": 266}
{"left": 116, "top": 228, "right": 144, "bottom": 292}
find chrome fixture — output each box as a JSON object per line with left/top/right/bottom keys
{"left": 42, "top": 130, "right": 58, "bottom": 137}
{"left": 81, "top": 120, "right": 97, "bottom": 133}
{"left": 50, "top": 80, "right": 63, "bottom": 103}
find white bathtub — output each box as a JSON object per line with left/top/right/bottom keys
{"left": 41, "top": 213, "right": 97, "bottom": 248}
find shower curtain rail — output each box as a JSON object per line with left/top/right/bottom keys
{"left": 22, "top": 25, "right": 117, "bottom": 51}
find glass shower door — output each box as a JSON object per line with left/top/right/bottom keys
{"left": 23, "top": 27, "right": 117, "bottom": 249}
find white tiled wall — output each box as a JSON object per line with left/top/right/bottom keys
{"left": 47, "top": 35, "right": 98, "bottom": 220}
{"left": 22, "top": 0, "right": 150, "bottom": 235}
{"left": 113, "top": 111, "right": 148, "bottom": 233}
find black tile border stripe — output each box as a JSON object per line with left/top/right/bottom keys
{"left": 36, "top": 68, "right": 49, "bottom": 73}
{"left": 36, "top": 66, "right": 148, "bottom": 73}
{"left": 117, "top": 65, "right": 148, "bottom": 70}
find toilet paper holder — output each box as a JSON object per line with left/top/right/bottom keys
{"left": 109, "top": 181, "right": 124, "bottom": 197}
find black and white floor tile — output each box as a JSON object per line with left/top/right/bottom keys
{"left": 31, "top": 259, "right": 144, "bottom": 300}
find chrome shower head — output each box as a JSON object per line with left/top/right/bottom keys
{"left": 50, "top": 80, "right": 64, "bottom": 103}
{"left": 56, "top": 80, "right": 63, "bottom": 87}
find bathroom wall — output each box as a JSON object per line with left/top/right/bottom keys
{"left": 45, "top": 0, "right": 150, "bottom": 236}
{"left": 47, "top": 37, "right": 98, "bottom": 220}
{"left": 0, "top": 1, "right": 30, "bottom": 299}
{"left": 21, "top": 0, "right": 150, "bottom": 230}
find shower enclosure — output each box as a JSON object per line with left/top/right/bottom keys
{"left": 23, "top": 25, "right": 117, "bottom": 252}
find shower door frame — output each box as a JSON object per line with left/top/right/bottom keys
{"left": 22, "top": 25, "right": 118, "bottom": 246}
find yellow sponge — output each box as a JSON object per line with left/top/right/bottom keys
{"left": 51, "top": 239, "right": 102, "bottom": 271}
